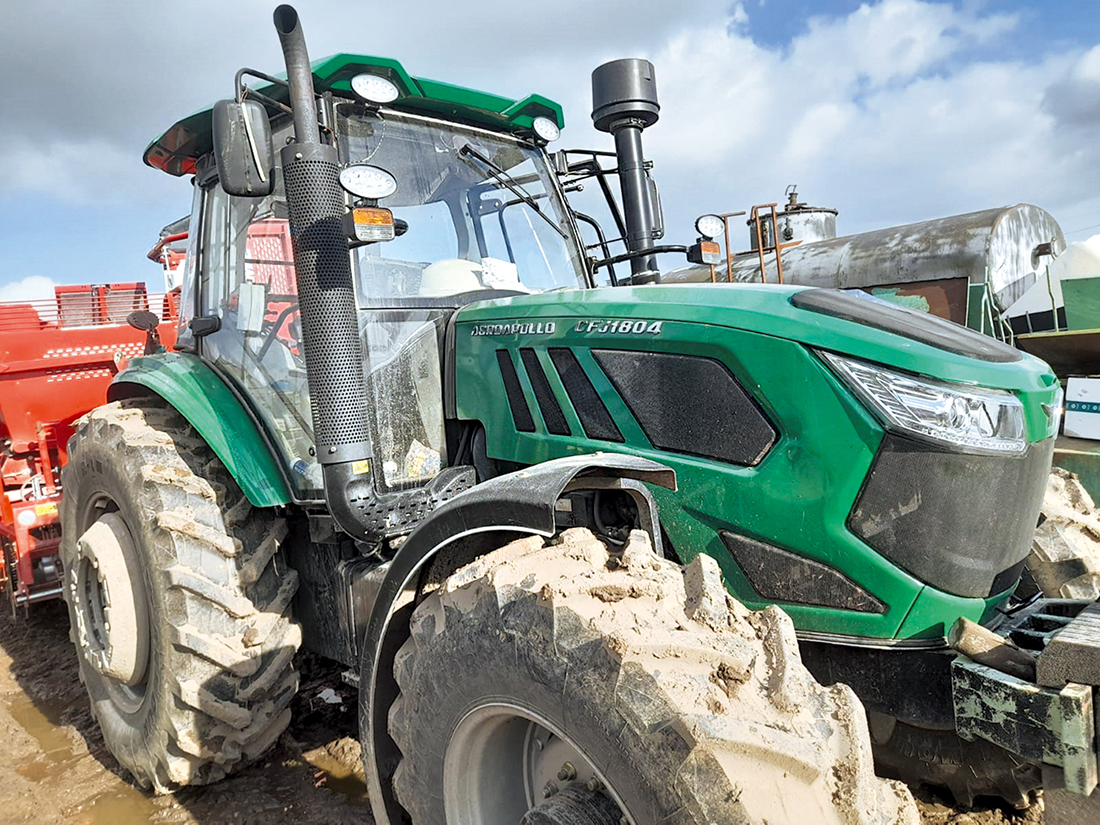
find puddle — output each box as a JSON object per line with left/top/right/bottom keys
{"left": 7, "top": 692, "right": 160, "bottom": 823}
{"left": 65, "top": 787, "right": 160, "bottom": 824}
{"left": 302, "top": 748, "right": 370, "bottom": 800}
{"left": 8, "top": 693, "right": 77, "bottom": 765}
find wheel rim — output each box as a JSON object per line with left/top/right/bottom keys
{"left": 70, "top": 511, "right": 150, "bottom": 713}
{"left": 442, "top": 702, "right": 627, "bottom": 824}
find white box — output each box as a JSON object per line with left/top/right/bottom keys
{"left": 1064, "top": 377, "right": 1100, "bottom": 440}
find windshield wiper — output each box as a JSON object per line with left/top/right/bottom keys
{"left": 457, "top": 144, "right": 567, "bottom": 239}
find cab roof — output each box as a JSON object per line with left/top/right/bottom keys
{"left": 144, "top": 53, "right": 565, "bottom": 177}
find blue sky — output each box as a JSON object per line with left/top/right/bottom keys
{"left": 2, "top": 0, "right": 1100, "bottom": 298}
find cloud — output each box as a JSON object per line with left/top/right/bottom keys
{"left": 1043, "top": 44, "right": 1100, "bottom": 128}
{"left": 628, "top": 0, "right": 1095, "bottom": 241}
{"left": 2, "top": 0, "right": 1100, "bottom": 276}
{"left": 0, "top": 276, "right": 57, "bottom": 304}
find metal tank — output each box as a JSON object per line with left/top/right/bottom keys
{"left": 668, "top": 203, "right": 1066, "bottom": 326}
{"left": 747, "top": 187, "right": 838, "bottom": 250}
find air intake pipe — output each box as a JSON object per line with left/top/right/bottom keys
{"left": 273, "top": 5, "right": 375, "bottom": 537}
{"left": 592, "top": 59, "right": 661, "bottom": 282}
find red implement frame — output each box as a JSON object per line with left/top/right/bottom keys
{"left": 0, "top": 283, "right": 178, "bottom": 610}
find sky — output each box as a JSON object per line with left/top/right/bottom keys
{"left": 2, "top": 0, "right": 1099, "bottom": 300}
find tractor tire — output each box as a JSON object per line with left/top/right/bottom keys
{"left": 388, "top": 527, "right": 917, "bottom": 824}
{"left": 60, "top": 399, "right": 301, "bottom": 792}
{"left": 868, "top": 715, "right": 1040, "bottom": 809}
{"left": 1026, "top": 468, "right": 1100, "bottom": 599}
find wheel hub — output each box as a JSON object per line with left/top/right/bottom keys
{"left": 442, "top": 703, "right": 626, "bottom": 824}
{"left": 70, "top": 513, "right": 149, "bottom": 686}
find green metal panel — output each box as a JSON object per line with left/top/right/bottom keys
{"left": 145, "top": 53, "right": 564, "bottom": 176}
{"left": 109, "top": 353, "right": 292, "bottom": 508}
{"left": 1063, "top": 277, "right": 1100, "bottom": 332}
{"left": 452, "top": 284, "right": 1060, "bottom": 640}
{"left": 893, "top": 585, "right": 1009, "bottom": 639}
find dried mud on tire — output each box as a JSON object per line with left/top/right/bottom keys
{"left": 390, "top": 527, "right": 919, "bottom": 824}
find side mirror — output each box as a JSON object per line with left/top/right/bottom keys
{"left": 212, "top": 99, "right": 275, "bottom": 197}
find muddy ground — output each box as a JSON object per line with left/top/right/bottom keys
{"left": 0, "top": 602, "right": 1045, "bottom": 824}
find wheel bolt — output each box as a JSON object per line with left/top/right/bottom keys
{"left": 586, "top": 778, "right": 603, "bottom": 792}
{"left": 557, "top": 761, "right": 576, "bottom": 782}
{"left": 543, "top": 781, "right": 558, "bottom": 798}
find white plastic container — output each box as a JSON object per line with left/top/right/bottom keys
{"left": 1064, "top": 377, "right": 1100, "bottom": 440}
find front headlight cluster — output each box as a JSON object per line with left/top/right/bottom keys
{"left": 821, "top": 352, "right": 1028, "bottom": 455}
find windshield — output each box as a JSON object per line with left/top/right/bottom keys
{"left": 336, "top": 104, "right": 587, "bottom": 305}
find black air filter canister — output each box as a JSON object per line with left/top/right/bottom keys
{"left": 281, "top": 142, "right": 372, "bottom": 464}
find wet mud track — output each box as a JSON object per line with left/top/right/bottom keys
{"left": 0, "top": 600, "right": 1047, "bottom": 824}
{"left": 0, "top": 602, "right": 372, "bottom": 824}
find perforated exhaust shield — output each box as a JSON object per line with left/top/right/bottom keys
{"left": 281, "top": 142, "right": 372, "bottom": 464}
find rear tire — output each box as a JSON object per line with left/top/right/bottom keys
{"left": 389, "top": 527, "right": 917, "bottom": 823}
{"left": 60, "top": 399, "right": 301, "bottom": 791}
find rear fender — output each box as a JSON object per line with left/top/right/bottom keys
{"left": 358, "top": 453, "right": 676, "bottom": 825}
{"left": 109, "top": 352, "right": 293, "bottom": 508}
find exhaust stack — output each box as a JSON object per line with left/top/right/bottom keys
{"left": 273, "top": 5, "right": 374, "bottom": 536}
{"left": 592, "top": 59, "right": 661, "bottom": 282}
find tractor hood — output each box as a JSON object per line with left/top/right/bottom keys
{"left": 454, "top": 283, "right": 1057, "bottom": 397}
{"left": 452, "top": 281, "right": 1060, "bottom": 638}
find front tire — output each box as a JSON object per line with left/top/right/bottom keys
{"left": 389, "top": 527, "right": 917, "bottom": 824}
{"left": 60, "top": 399, "right": 301, "bottom": 792}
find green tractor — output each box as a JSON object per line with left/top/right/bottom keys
{"left": 58, "top": 5, "right": 1093, "bottom": 823}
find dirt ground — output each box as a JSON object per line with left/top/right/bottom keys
{"left": 0, "top": 601, "right": 1047, "bottom": 824}
{"left": 0, "top": 601, "right": 372, "bottom": 824}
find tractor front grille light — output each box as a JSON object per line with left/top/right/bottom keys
{"left": 821, "top": 351, "right": 1027, "bottom": 456}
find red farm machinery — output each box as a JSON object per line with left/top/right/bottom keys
{"left": 0, "top": 277, "right": 180, "bottom": 611}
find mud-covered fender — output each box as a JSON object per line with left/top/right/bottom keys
{"left": 109, "top": 352, "right": 293, "bottom": 508}
{"left": 359, "top": 453, "right": 676, "bottom": 825}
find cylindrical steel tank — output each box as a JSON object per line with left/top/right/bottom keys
{"left": 748, "top": 197, "right": 838, "bottom": 251}
{"left": 668, "top": 204, "right": 1066, "bottom": 321}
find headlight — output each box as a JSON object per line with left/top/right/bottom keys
{"left": 338, "top": 164, "right": 398, "bottom": 200}
{"left": 350, "top": 73, "right": 400, "bottom": 104}
{"left": 821, "top": 351, "right": 1027, "bottom": 455}
{"left": 695, "top": 214, "right": 724, "bottom": 240}
{"left": 532, "top": 116, "right": 561, "bottom": 143}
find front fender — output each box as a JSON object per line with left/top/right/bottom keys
{"left": 109, "top": 352, "right": 293, "bottom": 508}
{"left": 358, "top": 453, "right": 675, "bottom": 825}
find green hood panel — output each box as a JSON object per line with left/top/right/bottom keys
{"left": 453, "top": 283, "right": 1059, "bottom": 639}
{"left": 457, "top": 284, "right": 1057, "bottom": 392}
{"left": 458, "top": 284, "right": 1060, "bottom": 444}
{"left": 110, "top": 353, "right": 292, "bottom": 508}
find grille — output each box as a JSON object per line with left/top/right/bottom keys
{"left": 849, "top": 433, "right": 1054, "bottom": 598}
{"left": 520, "top": 348, "right": 570, "bottom": 436}
{"left": 283, "top": 152, "right": 370, "bottom": 453}
{"left": 549, "top": 348, "right": 623, "bottom": 443}
{"left": 496, "top": 350, "right": 535, "bottom": 432}
{"left": 592, "top": 349, "right": 777, "bottom": 466}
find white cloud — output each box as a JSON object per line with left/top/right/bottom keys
{"left": 628, "top": 0, "right": 1096, "bottom": 243}
{"left": 2, "top": 0, "right": 1100, "bottom": 276}
{"left": 0, "top": 276, "right": 57, "bottom": 304}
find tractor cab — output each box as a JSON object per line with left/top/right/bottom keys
{"left": 146, "top": 56, "right": 588, "bottom": 500}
